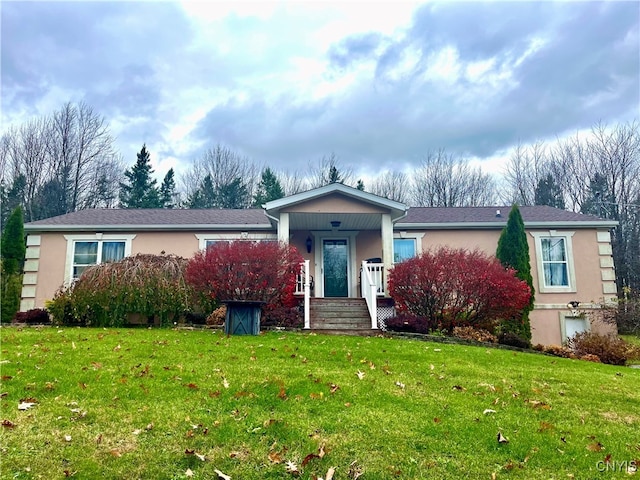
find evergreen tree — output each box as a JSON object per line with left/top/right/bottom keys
{"left": 581, "top": 172, "right": 616, "bottom": 219}
{"left": 159, "top": 168, "right": 177, "bottom": 209}
{"left": 187, "top": 175, "right": 217, "bottom": 209}
{"left": 496, "top": 204, "right": 534, "bottom": 343}
{"left": 1, "top": 206, "right": 26, "bottom": 323}
{"left": 328, "top": 165, "right": 341, "bottom": 184}
{"left": 119, "top": 145, "right": 161, "bottom": 208}
{"left": 218, "top": 177, "right": 248, "bottom": 209}
{"left": 253, "top": 168, "right": 284, "bottom": 206}
{"left": 1, "top": 175, "right": 26, "bottom": 230}
{"left": 356, "top": 179, "right": 365, "bottom": 191}
{"left": 534, "top": 173, "right": 565, "bottom": 209}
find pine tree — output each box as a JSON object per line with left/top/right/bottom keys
{"left": 159, "top": 168, "right": 177, "bottom": 209}
{"left": 218, "top": 177, "right": 248, "bottom": 209}
{"left": 119, "top": 145, "right": 161, "bottom": 208}
{"left": 534, "top": 173, "right": 565, "bottom": 209}
{"left": 1, "top": 206, "right": 26, "bottom": 323}
{"left": 187, "top": 175, "right": 217, "bottom": 209}
{"left": 253, "top": 168, "right": 284, "bottom": 206}
{"left": 496, "top": 204, "right": 534, "bottom": 343}
{"left": 328, "top": 165, "right": 341, "bottom": 184}
{"left": 581, "top": 172, "right": 615, "bottom": 219}
{"left": 356, "top": 179, "right": 365, "bottom": 191}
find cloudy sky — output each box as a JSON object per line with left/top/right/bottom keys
{"left": 1, "top": 1, "right": 638, "bottom": 180}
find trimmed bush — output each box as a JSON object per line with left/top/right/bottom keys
{"left": 185, "top": 241, "right": 303, "bottom": 311}
{"left": 388, "top": 247, "right": 531, "bottom": 333}
{"left": 385, "top": 314, "right": 438, "bottom": 334}
{"left": 498, "top": 331, "right": 531, "bottom": 349}
{"left": 12, "top": 308, "right": 51, "bottom": 325}
{"left": 568, "top": 332, "right": 635, "bottom": 366}
{"left": 47, "top": 254, "right": 194, "bottom": 327}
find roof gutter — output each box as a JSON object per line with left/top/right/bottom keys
{"left": 397, "top": 220, "right": 619, "bottom": 230}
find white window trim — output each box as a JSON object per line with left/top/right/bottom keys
{"left": 559, "top": 311, "right": 590, "bottom": 343}
{"left": 530, "top": 230, "right": 576, "bottom": 293}
{"left": 392, "top": 232, "right": 424, "bottom": 263}
{"left": 64, "top": 234, "right": 135, "bottom": 285}
{"left": 195, "top": 232, "right": 277, "bottom": 250}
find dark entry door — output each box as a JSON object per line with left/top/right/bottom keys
{"left": 323, "top": 239, "right": 348, "bottom": 297}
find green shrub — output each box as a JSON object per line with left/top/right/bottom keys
{"left": 47, "top": 254, "right": 196, "bottom": 327}
{"left": 1, "top": 273, "right": 22, "bottom": 324}
{"left": 498, "top": 331, "right": 531, "bottom": 349}
{"left": 568, "top": 332, "right": 635, "bottom": 366}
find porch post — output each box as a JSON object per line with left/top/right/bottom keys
{"left": 381, "top": 213, "right": 393, "bottom": 296}
{"left": 278, "top": 212, "right": 290, "bottom": 244}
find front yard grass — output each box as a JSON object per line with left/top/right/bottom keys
{"left": 1, "top": 328, "right": 638, "bottom": 479}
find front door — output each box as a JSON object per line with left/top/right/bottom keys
{"left": 323, "top": 239, "right": 349, "bottom": 297}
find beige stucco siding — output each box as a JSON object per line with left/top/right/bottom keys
{"left": 131, "top": 232, "right": 201, "bottom": 257}
{"left": 282, "top": 193, "right": 387, "bottom": 214}
{"left": 30, "top": 233, "right": 68, "bottom": 309}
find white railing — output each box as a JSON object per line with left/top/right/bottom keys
{"left": 295, "top": 260, "right": 311, "bottom": 329}
{"left": 365, "top": 263, "right": 385, "bottom": 296}
{"left": 361, "top": 260, "right": 378, "bottom": 329}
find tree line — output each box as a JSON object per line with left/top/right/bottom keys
{"left": 1, "top": 102, "right": 638, "bottom": 295}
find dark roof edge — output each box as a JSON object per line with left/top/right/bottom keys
{"left": 397, "top": 220, "right": 619, "bottom": 229}
{"left": 24, "top": 223, "right": 272, "bottom": 233}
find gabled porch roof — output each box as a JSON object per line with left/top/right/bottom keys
{"left": 263, "top": 183, "right": 408, "bottom": 231}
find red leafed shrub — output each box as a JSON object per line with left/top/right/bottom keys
{"left": 385, "top": 313, "right": 438, "bottom": 334}
{"left": 185, "top": 241, "right": 303, "bottom": 310}
{"left": 388, "top": 247, "right": 531, "bottom": 333}
{"left": 12, "top": 308, "right": 51, "bottom": 325}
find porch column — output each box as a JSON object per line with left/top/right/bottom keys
{"left": 278, "top": 212, "right": 290, "bottom": 244}
{"left": 381, "top": 213, "right": 393, "bottom": 296}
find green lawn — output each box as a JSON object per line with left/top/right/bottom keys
{"left": 1, "top": 327, "right": 638, "bottom": 479}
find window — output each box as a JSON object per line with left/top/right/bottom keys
{"left": 392, "top": 233, "right": 424, "bottom": 263}
{"left": 195, "top": 233, "right": 277, "bottom": 250}
{"left": 541, "top": 237, "right": 568, "bottom": 287}
{"left": 72, "top": 241, "right": 125, "bottom": 278}
{"left": 560, "top": 313, "right": 589, "bottom": 342}
{"left": 531, "top": 231, "right": 576, "bottom": 293}
{"left": 393, "top": 239, "right": 416, "bottom": 263}
{"left": 64, "top": 234, "right": 135, "bottom": 283}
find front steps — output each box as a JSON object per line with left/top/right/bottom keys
{"left": 309, "top": 298, "right": 373, "bottom": 330}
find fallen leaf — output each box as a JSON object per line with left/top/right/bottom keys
{"left": 64, "top": 435, "right": 72, "bottom": 442}
{"left": 434, "top": 348, "right": 442, "bottom": 352}
{"left": 2, "top": 419, "right": 16, "bottom": 428}
{"left": 132, "top": 429, "right": 142, "bottom": 435}
{"left": 269, "top": 450, "right": 283, "bottom": 464}
{"left": 110, "top": 449, "right": 122, "bottom": 457}
{"left": 185, "top": 468, "right": 194, "bottom": 477}
{"left": 325, "top": 466, "right": 336, "bottom": 480}
{"left": 113, "top": 344, "right": 121, "bottom": 352}
{"left": 433, "top": 417, "right": 441, "bottom": 423}
{"left": 395, "top": 381, "right": 405, "bottom": 389}
{"left": 497, "top": 432, "right": 509, "bottom": 444}
{"left": 18, "top": 402, "right": 35, "bottom": 411}
{"left": 356, "top": 370, "right": 365, "bottom": 380}
{"left": 310, "top": 392, "right": 323, "bottom": 400}
{"left": 603, "top": 454, "right": 612, "bottom": 464}
{"left": 587, "top": 442, "right": 604, "bottom": 452}
{"left": 302, "top": 453, "right": 320, "bottom": 466}
{"left": 285, "top": 460, "right": 300, "bottom": 475}
{"left": 538, "top": 421, "right": 554, "bottom": 432}
{"left": 196, "top": 453, "right": 206, "bottom": 462}
{"left": 214, "top": 469, "right": 231, "bottom": 480}
{"left": 348, "top": 460, "right": 363, "bottom": 479}
{"left": 222, "top": 377, "right": 230, "bottom": 389}
{"left": 185, "top": 383, "right": 198, "bottom": 390}
{"left": 185, "top": 448, "right": 195, "bottom": 455}
{"left": 319, "top": 443, "right": 326, "bottom": 458}
{"left": 483, "top": 409, "right": 497, "bottom": 415}
{"left": 329, "top": 384, "right": 339, "bottom": 394}
{"left": 146, "top": 423, "right": 154, "bottom": 430}
{"left": 452, "top": 385, "right": 466, "bottom": 391}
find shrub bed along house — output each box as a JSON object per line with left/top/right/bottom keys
{"left": 185, "top": 241, "right": 303, "bottom": 328}
{"left": 387, "top": 247, "right": 531, "bottom": 336}
{"left": 46, "top": 254, "right": 196, "bottom": 327}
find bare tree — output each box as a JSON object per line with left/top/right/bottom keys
{"left": 369, "top": 171, "right": 409, "bottom": 203}
{"left": 180, "top": 144, "right": 259, "bottom": 208}
{"left": 411, "top": 149, "right": 497, "bottom": 207}
{"left": 278, "top": 169, "right": 309, "bottom": 196}
{"left": 307, "top": 153, "right": 354, "bottom": 188}
{"left": 502, "top": 140, "right": 550, "bottom": 205}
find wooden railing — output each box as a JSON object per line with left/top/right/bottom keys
{"left": 361, "top": 261, "right": 378, "bottom": 329}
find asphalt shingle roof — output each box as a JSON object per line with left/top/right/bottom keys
{"left": 26, "top": 208, "right": 270, "bottom": 227}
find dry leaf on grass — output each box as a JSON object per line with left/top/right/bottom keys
{"left": 185, "top": 468, "right": 194, "bottom": 477}
{"left": 483, "top": 409, "right": 497, "bottom": 415}
{"left": 2, "top": 419, "right": 16, "bottom": 428}
{"left": 214, "top": 469, "right": 231, "bottom": 480}
{"left": 356, "top": 370, "right": 365, "bottom": 380}
{"left": 285, "top": 460, "right": 300, "bottom": 475}
{"left": 497, "top": 432, "right": 509, "bottom": 443}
